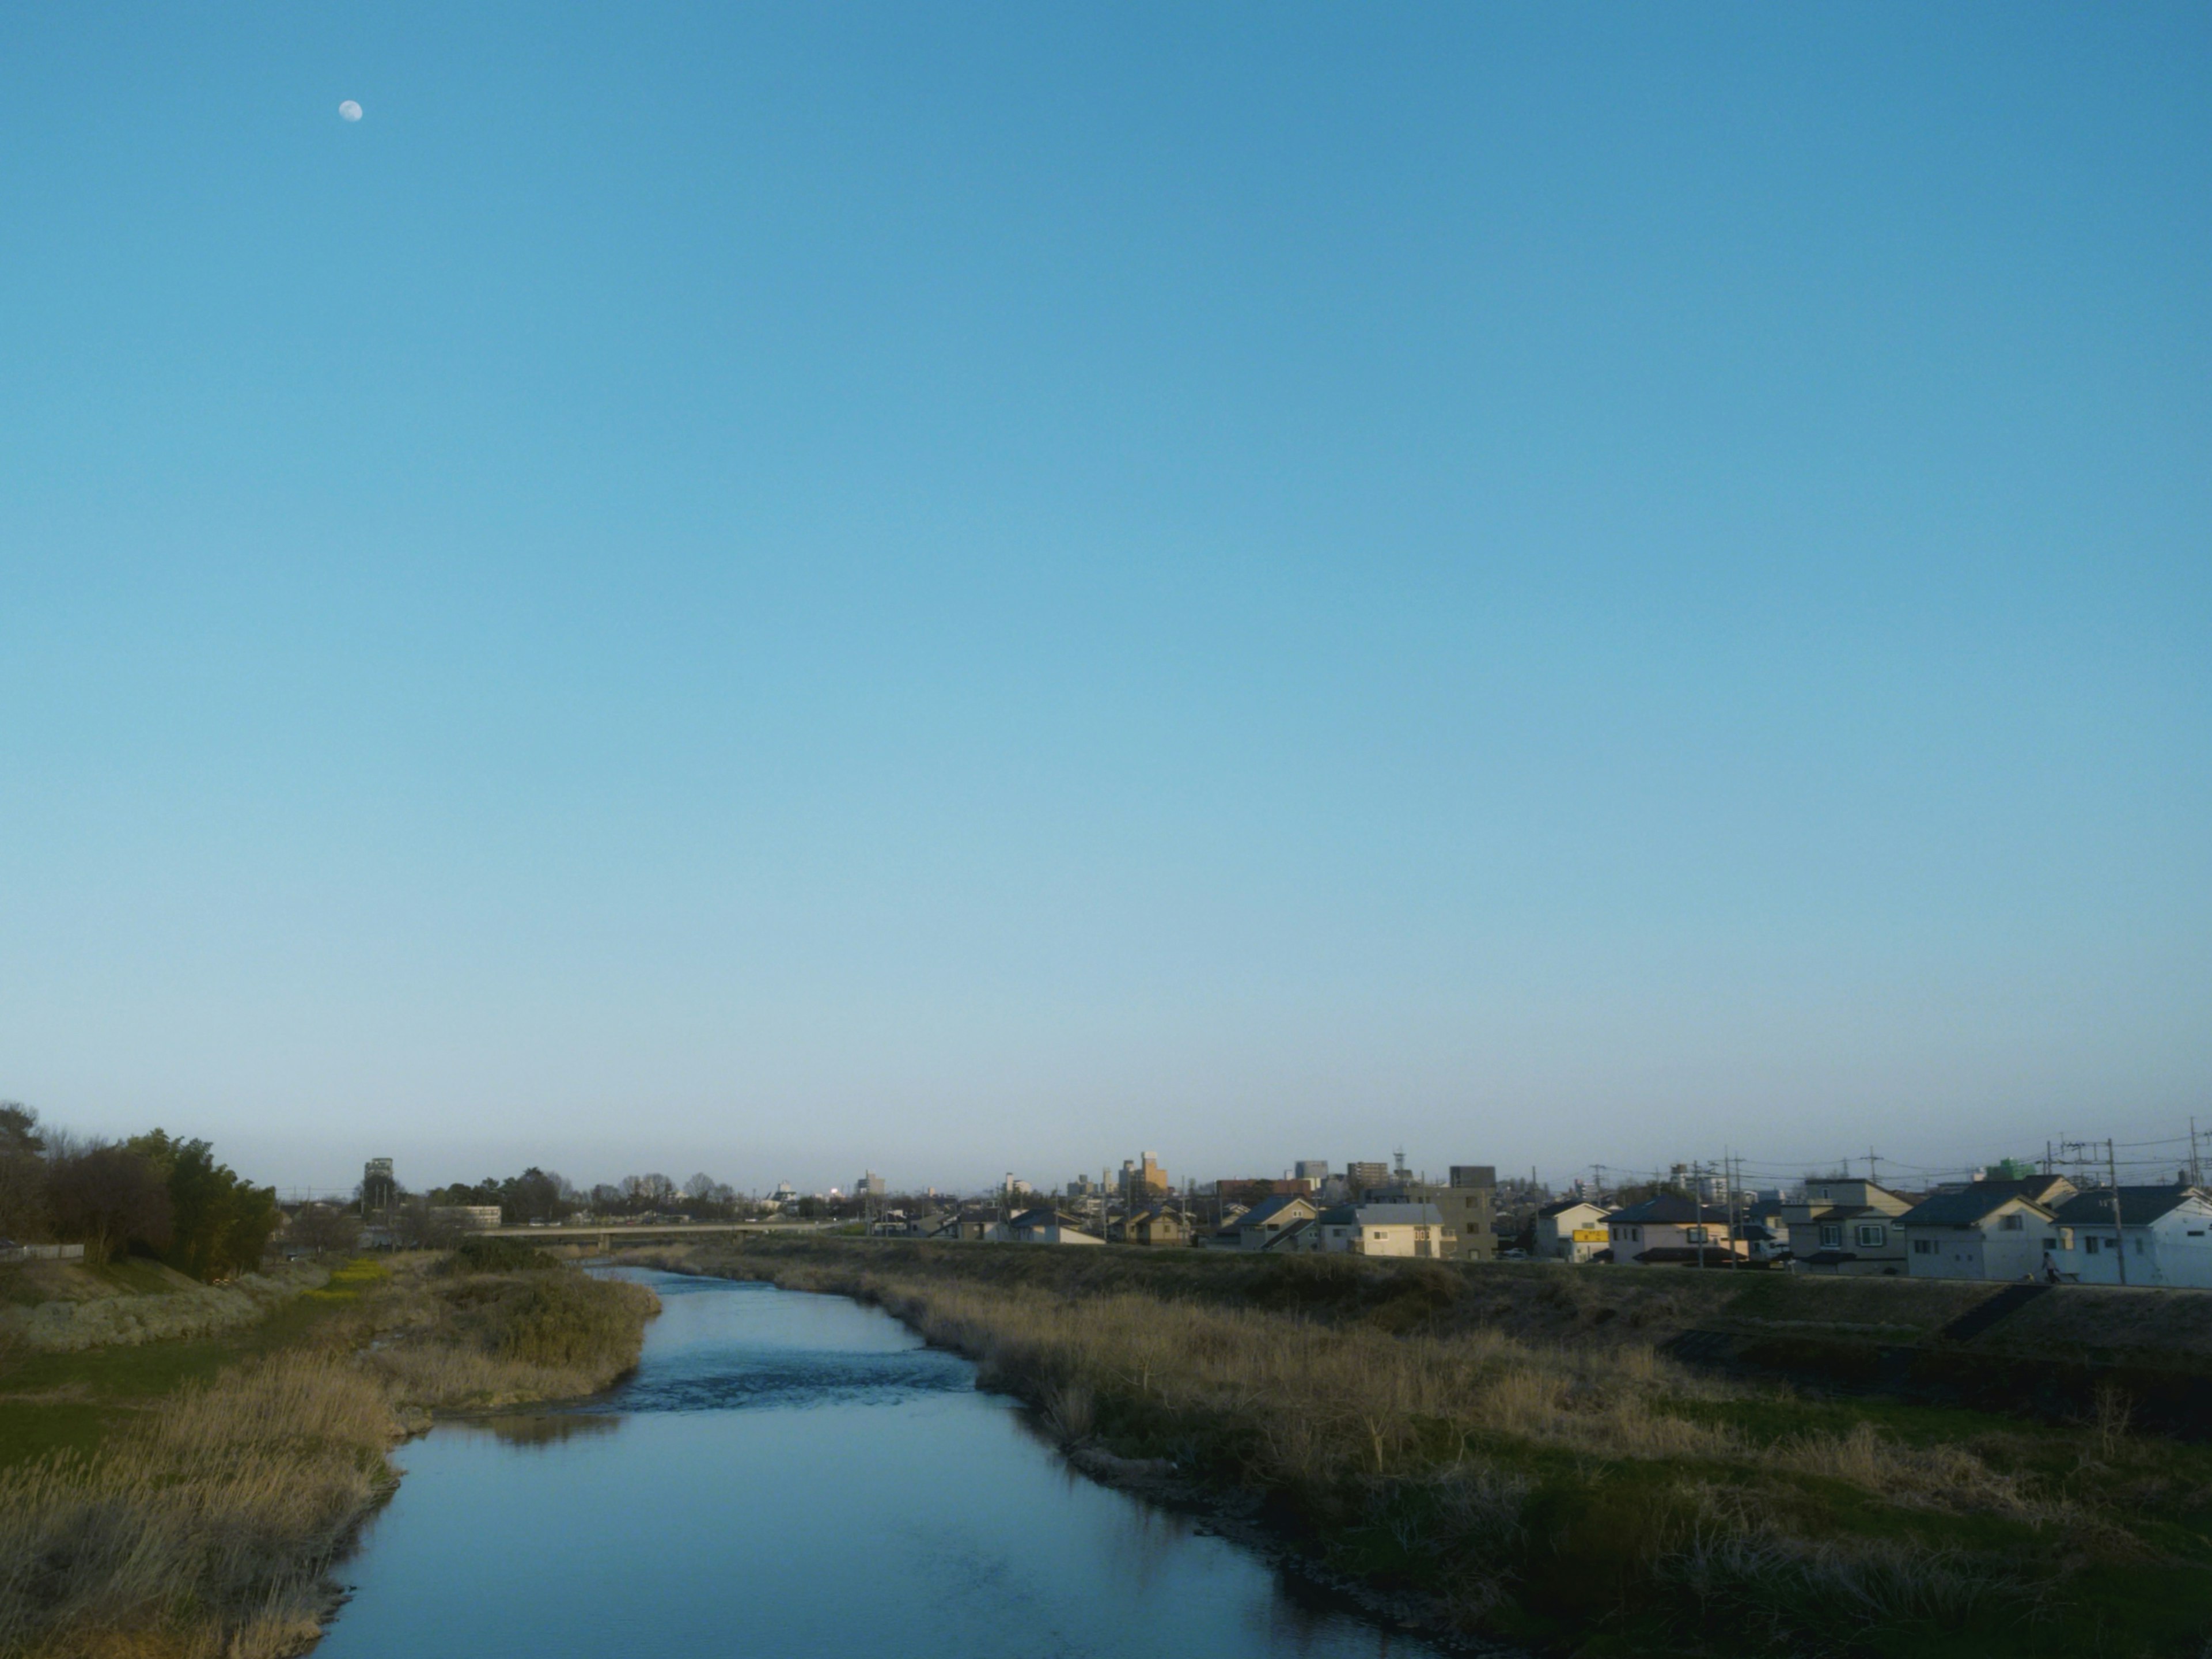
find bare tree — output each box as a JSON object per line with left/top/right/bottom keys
{"left": 47, "top": 1142, "right": 171, "bottom": 1265}
{"left": 391, "top": 1194, "right": 465, "bottom": 1252}
{"left": 287, "top": 1204, "right": 361, "bottom": 1257}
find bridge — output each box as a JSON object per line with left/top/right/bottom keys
{"left": 476, "top": 1220, "right": 835, "bottom": 1254}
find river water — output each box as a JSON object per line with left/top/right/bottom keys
{"left": 316, "top": 1267, "right": 1448, "bottom": 1658}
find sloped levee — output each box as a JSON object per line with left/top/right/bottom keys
{"left": 0, "top": 1260, "right": 330, "bottom": 1351}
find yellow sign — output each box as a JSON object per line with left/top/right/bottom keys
{"left": 1571, "top": 1228, "right": 1609, "bottom": 1243}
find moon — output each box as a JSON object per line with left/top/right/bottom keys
{"left": 339, "top": 100, "right": 363, "bottom": 122}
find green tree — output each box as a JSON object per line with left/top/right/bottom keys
{"left": 126, "top": 1130, "right": 279, "bottom": 1282}
{"left": 0, "top": 1103, "right": 50, "bottom": 1241}
{"left": 47, "top": 1143, "right": 171, "bottom": 1264}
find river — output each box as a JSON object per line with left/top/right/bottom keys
{"left": 316, "top": 1267, "right": 1450, "bottom": 1657}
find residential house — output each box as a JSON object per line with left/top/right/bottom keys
{"left": 2047, "top": 1186, "right": 2212, "bottom": 1288}
{"left": 1112, "top": 1206, "right": 1191, "bottom": 1248}
{"left": 1262, "top": 1217, "right": 1319, "bottom": 1252}
{"left": 1896, "top": 1177, "right": 2074, "bottom": 1280}
{"left": 1604, "top": 1195, "right": 1736, "bottom": 1265}
{"left": 1779, "top": 1179, "right": 1919, "bottom": 1275}
{"left": 1211, "top": 1193, "right": 1320, "bottom": 1251}
{"left": 1309, "top": 1202, "right": 1452, "bottom": 1258}
{"left": 998, "top": 1209, "right": 1104, "bottom": 1245}
{"left": 1532, "top": 1199, "right": 1610, "bottom": 1263}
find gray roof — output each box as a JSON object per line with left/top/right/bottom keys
{"left": 1896, "top": 1184, "right": 2054, "bottom": 1230}
{"left": 1606, "top": 1195, "right": 1713, "bottom": 1226}
{"left": 1233, "top": 1193, "right": 1315, "bottom": 1230}
{"left": 2050, "top": 1186, "right": 2205, "bottom": 1227}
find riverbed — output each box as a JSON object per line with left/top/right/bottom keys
{"left": 316, "top": 1267, "right": 1449, "bottom": 1657}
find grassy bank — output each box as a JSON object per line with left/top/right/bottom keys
{"left": 0, "top": 1247, "right": 657, "bottom": 1659}
{"left": 649, "top": 1237, "right": 2212, "bottom": 1659}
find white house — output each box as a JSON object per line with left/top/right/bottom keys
{"left": 1307, "top": 1202, "right": 1452, "bottom": 1258}
{"left": 1896, "top": 1179, "right": 2070, "bottom": 1280}
{"left": 1532, "top": 1199, "right": 1611, "bottom": 1263}
{"left": 1604, "top": 1195, "right": 1736, "bottom": 1265}
{"left": 2047, "top": 1186, "right": 2212, "bottom": 1287}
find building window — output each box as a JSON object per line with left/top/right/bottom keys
{"left": 1855, "top": 1224, "right": 1887, "bottom": 1248}
{"left": 1685, "top": 1226, "right": 1707, "bottom": 1244}
{"left": 2085, "top": 1236, "right": 2101, "bottom": 1256}
{"left": 2134, "top": 1237, "right": 2145, "bottom": 1255}
{"left": 1912, "top": 1239, "right": 1933, "bottom": 1255}
{"left": 1818, "top": 1224, "right": 1842, "bottom": 1249}
{"left": 2059, "top": 1228, "right": 2073, "bottom": 1250}
{"left": 1999, "top": 1213, "right": 2024, "bottom": 1232}
{"left": 2042, "top": 1238, "right": 2059, "bottom": 1251}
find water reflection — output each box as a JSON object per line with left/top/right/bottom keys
{"left": 323, "top": 1269, "right": 1459, "bottom": 1659}
{"left": 460, "top": 1412, "right": 622, "bottom": 1449}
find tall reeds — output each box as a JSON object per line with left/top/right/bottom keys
{"left": 0, "top": 1257, "right": 657, "bottom": 1659}
{"left": 666, "top": 1245, "right": 2107, "bottom": 1656}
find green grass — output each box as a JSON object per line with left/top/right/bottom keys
{"left": 0, "top": 1256, "right": 386, "bottom": 1468}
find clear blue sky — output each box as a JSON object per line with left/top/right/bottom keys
{"left": 2, "top": 4, "right": 2207, "bottom": 1197}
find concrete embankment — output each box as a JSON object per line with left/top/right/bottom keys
{"left": 0, "top": 1259, "right": 330, "bottom": 1352}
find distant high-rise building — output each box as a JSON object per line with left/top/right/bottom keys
{"left": 1345, "top": 1160, "right": 1390, "bottom": 1198}
{"left": 362, "top": 1158, "right": 396, "bottom": 1217}
{"left": 1121, "top": 1151, "right": 1168, "bottom": 1200}
{"left": 856, "top": 1171, "right": 887, "bottom": 1198}
{"left": 1294, "top": 1160, "right": 1329, "bottom": 1189}
{"left": 1449, "top": 1165, "right": 1496, "bottom": 1190}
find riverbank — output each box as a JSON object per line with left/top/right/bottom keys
{"left": 637, "top": 1237, "right": 2212, "bottom": 1659}
{"left": 0, "top": 1245, "right": 658, "bottom": 1659}
{"left": 1, "top": 1258, "right": 332, "bottom": 1354}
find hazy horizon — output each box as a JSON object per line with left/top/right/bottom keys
{"left": 4, "top": 5, "right": 2207, "bottom": 1199}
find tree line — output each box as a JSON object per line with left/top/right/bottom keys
{"left": 414, "top": 1168, "right": 748, "bottom": 1224}
{"left": 0, "top": 1104, "right": 278, "bottom": 1280}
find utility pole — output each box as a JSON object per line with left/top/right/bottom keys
{"left": 2107, "top": 1138, "right": 2128, "bottom": 1287}
{"left": 1724, "top": 1147, "right": 1737, "bottom": 1270}
{"left": 1694, "top": 1160, "right": 1707, "bottom": 1271}
{"left": 2191, "top": 1118, "right": 2203, "bottom": 1189}
{"left": 1867, "top": 1146, "right": 1881, "bottom": 1190}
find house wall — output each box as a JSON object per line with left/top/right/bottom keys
{"left": 1608, "top": 1219, "right": 1734, "bottom": 1261}
{"left": 1423, "top": 1185, "right": 1494, "bottom": 1260}
{"left": 2052, "top": 1206, "right": 2212, "bottom": 1287}
{"left": 1313, "top": 1221, "right": 1444, "bottom": 1257}
{"left": 1907, "top": 1222, "right": 2043, "bottom": 1281}
{"left": 1535, "top": 1206, "right": 1607, "bottom": 1262}
{"left": 1906, "top": 1230, "right": 1987, "bottom": 1279}
{"left": 1788, "top": 1215, "right": 1908, "bottom": 1275}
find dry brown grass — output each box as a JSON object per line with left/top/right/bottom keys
{"left": 0, "top": 1259, "right": 657, "bottom": 1659}
{"left": 661, "top": 1244, "right": 2115, "bottom": 1652}
{"left": 0, "top": 1353, "right": 389, "bottom": 1659}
